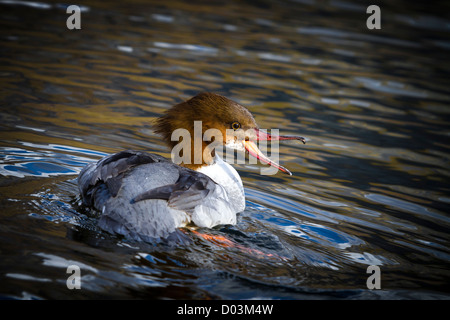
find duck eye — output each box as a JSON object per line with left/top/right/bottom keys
{"left": 231, "top": 122, "right": 241, "bottom": 130}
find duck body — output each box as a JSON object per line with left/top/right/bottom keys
{"left": 78, "top": 92, "right": 305, "bottom": 242}
{"left": 78, "top": 150, "right": 244, "bottom": 241}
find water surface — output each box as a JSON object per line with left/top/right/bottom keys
{"left": 0, "top": 0, "right": 449, "bottom": 299}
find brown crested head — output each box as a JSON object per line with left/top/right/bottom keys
{"left": 154, "top": 92, "right": 306, "bottom": 174}
{"left": 154, "top": 92, "right": 258, "bottom": 169}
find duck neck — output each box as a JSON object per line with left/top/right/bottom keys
{"left": 180, "top": 142, "right": 215, "bottom": 171}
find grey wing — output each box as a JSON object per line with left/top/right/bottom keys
{"left": 95, "top": 163, "right": 217, "bottom": 240}
{"left": 77, "top": 150, "right": 218, "bottom": 240}
{"left": 78, "top": 150, "right": 168, "bottom": 210}
{"left": 132, "top": 167, "right": 217, "bottom": 212}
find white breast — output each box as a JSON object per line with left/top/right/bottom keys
{"left": 197, "top": 154, "right": 246, "bottom": 214}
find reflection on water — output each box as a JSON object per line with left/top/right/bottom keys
{"left": 0, "top": 0, "right": 449, "bottom": 299}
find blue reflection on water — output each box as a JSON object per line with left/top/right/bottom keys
{"left": 0, "top": 143, "right": 105, "bottom": 178}
{"left": 3, "top": 162, "right": 76, "bottom": 176}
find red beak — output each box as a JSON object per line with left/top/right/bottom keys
{"left": 243, "top": 129, "right": 306, "bottom": 175}
{"left": 255, "top": 129, "right": 306, "bottom": 144}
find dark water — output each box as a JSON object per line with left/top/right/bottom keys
{"left": 0, "top": 0, "right": 449, "bottom": 300}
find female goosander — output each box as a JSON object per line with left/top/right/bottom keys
{"left": 78, "top": 93, "right": 305, "bottom": 242}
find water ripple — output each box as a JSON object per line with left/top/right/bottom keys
{"left": 0, "top": 0, "right": 449, "bottom": 299}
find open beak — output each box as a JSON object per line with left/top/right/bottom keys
{"left": 243, "top": 129, "right": 306, "bottom": 175}
{"left": 255, "top": 129, "right": 306, "bottom": 144}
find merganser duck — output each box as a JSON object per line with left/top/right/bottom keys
{"left": 78, "top": 92, "right": 305, "bottom": 242}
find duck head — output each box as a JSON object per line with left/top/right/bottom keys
{"left": 154, "top": 92, "right": 305, "bottom": 174}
